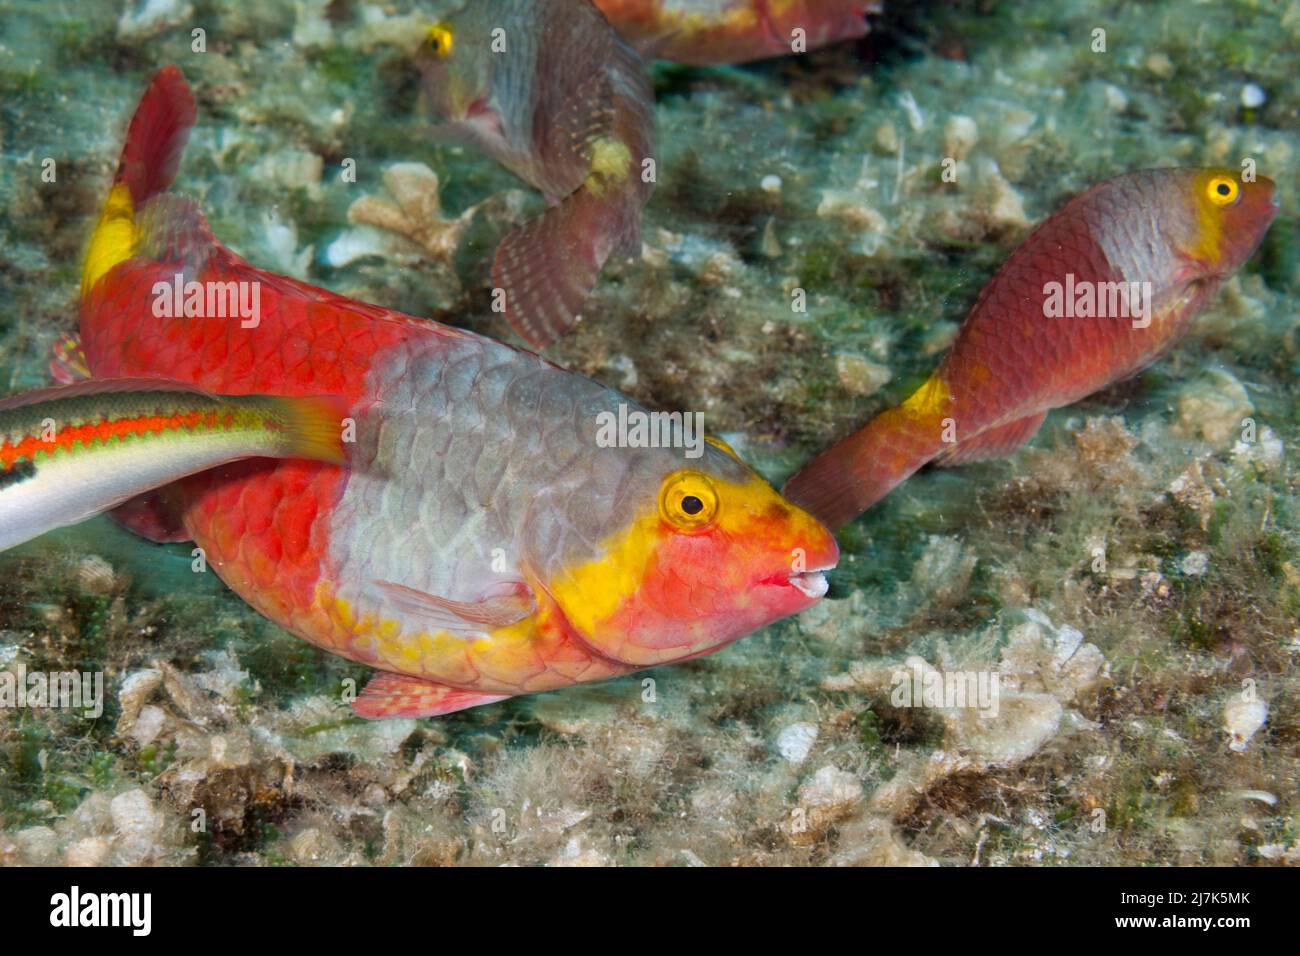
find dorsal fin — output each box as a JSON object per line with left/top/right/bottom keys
{"left": 134, "top": 194, "right": 217, "bottom": 276}
{"left": 82, "top": 66, "right": 198, "bottom": 296}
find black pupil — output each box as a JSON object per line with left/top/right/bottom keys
{"left": 681, "top": 495, "right": 704, "bottom": 515}
{"left": 1218, "top": 183, "right": 1231, "bottom": 195}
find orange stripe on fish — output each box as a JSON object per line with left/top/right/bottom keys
{"left": 0, "top": 410, "right": 234, "bottom": 471}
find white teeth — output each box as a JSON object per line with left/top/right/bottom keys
{"left": 789, "top": 571, "right": 828, "bottom": 599}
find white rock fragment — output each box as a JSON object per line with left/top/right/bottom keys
{"left": 1180, "top": 550, "right": 1210, "bottom": 576}
{"left": 982, "top": 160, "right": 1028, "bottom": 228}
{"left": 875, "top": 121, "right": 899, "bottom": 153}
{"left": 117, "top": 0, "right": 193, "bottom": 40}
{"left": 65, "top": 837, "right": 112, "bottom": 867}
{"left": 551, "top": 835, "right": 610, "bottom": 867}
{"left": 13, "top": 826, "right": 59, "bottom": 865}
{"left": 816, "top": 188, "right": 888, "bottom": 238}
{"left": 775, "top": 722, "right": 819, "bottom": 765}
{"left": 795, "top": 765, "right": 863, "bottom": 838}
{"left": 1172, "top": 368, "right": 1253, "bottom": 445}
{"left": 75, "top": 555, "right": 116, "bottom": 595}
{"left": 1257, "top": 843, "right": 1300, "bottom": 863}
{"left": 1145, "top": 53, "right": 1174, "bottom": 78}
{"left": 897, "top": 91, "right": 925, "bottom": 132}
{"left": 128, "top": 705, "right": 167, "bottom": 747}
{"left": 293, "top": 0, "right": 334, "bottom": 49}
{"left": 760, "top": 174, "right": 783, "bottom": 194}
{"left": 252, "top": 149, "right": 324, "bottom": 200}
{"left": 943, "top": 115, "right": 978, "bottom": 161}
{"left": 323, "top": 226, "right": 393, "bottom": 269}
{"left": 1223, "top": 695, "right": 1267, "bottom": 752}
{"left": 835, "top": 353, "right": 892, "bottom": 397}
{"left": 1102, "top": 84, "right": 1129, "bottom": 112}
{"left": 111, "top": 789, "right": 165, "bottom": 866}
{"left": 1231, "top": 425, "right": 1284, "bottom": 471}
{"left": 262, "top": 211, "right": 315, "bottom": 278}
{"left": 115, "top": 668, "right": 162, "bottom": 737}
{"left": 1241, "top": 83, "right": 1266, "bottom": 108}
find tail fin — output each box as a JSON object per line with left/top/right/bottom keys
{"left": 782, "top": 374, "right": 953, "bottom": 530}
{"left": 492, "top": 184, "right": 640, "bottom": 349}
{"left": 81, "top": 66, "right": 198, "bottom": 297}
{"left": 258, "top": 395, "right": 350, "bottom": 466}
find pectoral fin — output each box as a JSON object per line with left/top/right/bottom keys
{"left": 373, "top": 580, "right": 534, "bottom": 639}
{"left": 352, "top": 671, "right": 511, "bottom": 719}
{"left": 932, "top": 411, "right": 1047, "bottom": 467}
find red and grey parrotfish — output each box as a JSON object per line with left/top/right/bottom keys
{"left": 417, "top": 0, "right": 656, "bottom": 349}
{"left": 785, "top": 168, "right": 1280, "bottom": 530}
{"left": 0, "top": 380, "right": 345, "bottom": 553}
{"left": 593, "top": 0, "right": 880, "bottom": 65}
{"left": 76, "top": 66, "right": 836, "bottom": 719}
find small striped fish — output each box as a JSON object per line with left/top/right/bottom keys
{"left": 0, "top": 379, "right": 346, "bottom": 552}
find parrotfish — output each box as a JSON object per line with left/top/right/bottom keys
{"left": 593, "top": 0, "right": 880, "bottom": 65}
{"left": 785, "top": 168, "right": 1280, "bottom": 530}
{"left": 417, "top": 0, "right": 656, "bottom": 349}
{"left": 77, "top": 67, "right": 836, "bottom": 718}
{"left": 0, "top": 381, "right": 345, "bottom": 553}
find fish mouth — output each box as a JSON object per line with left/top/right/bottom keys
{"left": 789, "top": 570, "right": 829, "bottom": 599}
{"left": 785, "top": 563, "right": 835, "bottom": 600}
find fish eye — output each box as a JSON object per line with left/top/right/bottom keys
{"left": 1206, "top": 175, "right": 1240, "bottom": 207}
{"left": 425, "top": 23, "right": 454, "bottom": 58}
{"left": 659, "top": 471, "right": 719, "bottom": 531}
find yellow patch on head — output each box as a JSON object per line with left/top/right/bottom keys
{"left": 1185, "top": 170, "right": 1241, "bottom": 266}
{"left": 548, "top": 512, "right": 659, "bottom": 638}
{"left": 81, "top": 183, "right": 137, "bottom": 297}
{"left": 548, "top": 470, "right": 777, "bottom": 638}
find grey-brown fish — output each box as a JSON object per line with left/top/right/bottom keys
{"left": 418, "top": 0, "right": 656, "bottom": 348}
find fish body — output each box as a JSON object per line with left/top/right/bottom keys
{"left": 418, "top": 0, "right": 656, "bottom": 348}
{"left": 785, "top": 168, "right": 1280, "bottom": 529}
{"left": 593, "top": 0, "right": 878, "bottom": 65}
{"left": 0, "top": 381, "right": 344, "bottom": 553}
{"left": 78, "top": 67, "right": 836, "bottom": 718}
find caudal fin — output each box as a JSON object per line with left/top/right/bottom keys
{"left": 258, "top": 395, "right": 350, "bottom": 466}
{"left": 783, "top": 374, "right": 954, "bottom": 530}
{"left": 81, "top": 66, "right": 198, "bottom": 297}
{"left": 492, "top": 185, "right": 640, "bottom": 349}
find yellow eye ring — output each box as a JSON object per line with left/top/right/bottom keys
{"left": 659, "top": 471, "right": 720, "bottom": 532}
{"left": 1206, "top": 175, "right": 1240, "bottom": 207}
{"left": 425, "top": 23, "right": 454, "bottom": 58}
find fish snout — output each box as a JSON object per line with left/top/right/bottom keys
{"left": 782, "top": 516, "right": 840, "bottom": 605}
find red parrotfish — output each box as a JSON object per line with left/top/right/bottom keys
{"left": 76, "top": 67, "right": 836, "bottom": 718}
{"left": 784, "top": 168, "right": 1280, "bottom": 530}
{"left": 417, "top": 0, "right": 656, "bottom": 349}
{"left": 593, "top": 0, "right": 880, "bottom": 65}
{"left": 0, "top": 381, "right": 345, "bottom": 553}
